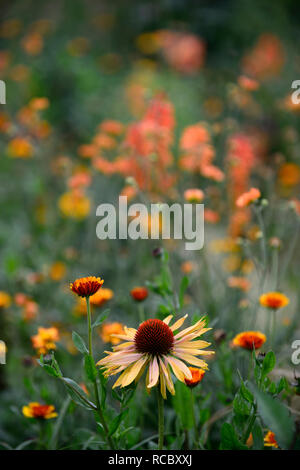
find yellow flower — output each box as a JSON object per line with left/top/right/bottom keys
{"left": 7, "top": 137, "right": 33, "bottom": 158}
{"left": 98, "top": 315, "right": 214, "bottom": 399}
{"left": 22, "top": 402, "right": 57, "bottom": 419}
{"left": 31, "top": 327, "right": 60, "bottom": 355}
{"left": 49, "top": 261, "right": 66, "bottom": 281}
{"left": 58, "top": 191, "right": 90, "bottom": 219}
{"left": 264, "top": 431, "right": 278, "bottom": 448}
{"left": 259, "top": 292, "right": 289, "bottom": 310}
{"left": 0, "top": 291, "right": 11, "bottom": 308}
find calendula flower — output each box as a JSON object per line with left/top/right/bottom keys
{"left": 7, "top": 137, "right": 33, "bottom": 158}
{"left": 90, "top": 288, "right": 114, "bottom": 307}
{"left": 97, "top": 315, "right": 214, "bottom": 399}
{"left": 22, "top": 402, "right": 57, "bottom": 419}
{"left": 236, "top": 188, "right": 261, "bottom": 208}
{"left": 264, "top": 431, "right": 278, "bottom": 448}
{"left": 58, "top": 190, "right": 91, "bottom": 220}
{"left": 100, "top": 322, "right": 126, "bottom": 345}
{"left": 0, "top": 291, "right": 11, "bottom": 308}
{"left": 31, "top": 327, "right": 60, "bottom": 355}
{"left": 70, "top": 276, "right": 104, "bottom": 298}
{"left": 130, "top": 286, "right": 148, "bottom": 302}
{"left": 232, "top": 331, "right": 266, "bottom": 350}
{"left": 184, "top": 367, "right": 205, "bottom": 388}
{"left": 49, "top": 261, "right": 66, "bottom": 281}
{"left": 260, "top": 292, "right": 289, "bottom": 310}
{"left": 184, "top": 188, "right": 204, "bottom": 203}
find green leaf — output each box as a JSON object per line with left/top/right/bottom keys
{"left": 92, "top": 309, "right": 110, "bottom": 328}
{"left": 261, "top": 351, "right": 276, "bottom": 379}
{"left": 62, "top": 377, "right": 96, "bottom": 411}
{"left": 252, "top": 422, "right": 264, "bottom": 450}
{"left": 84, "top": 354, "right": 97, "bottom": 382}
{"left": 109, "top": 409, "right": 129, "bottom": 437}
{"left": 220, "top": 423, "right": 248, "bottom": 450}
{"left": 233, "top": 393, "right": 251, "bottom": 416}
{"left": 240, "top": 382, "right": 254, "bottom": 404}
{"left": 42, "top": 364, "right": 61, "bottom": 378}
{"left": 179, "top": 276, "right": 189, "bottom": 308}
{"left": 250, "top": 384, "right": 295, "bottom": 449}
{"left": 72, "top": 331, "right": 88, "bottom": 354}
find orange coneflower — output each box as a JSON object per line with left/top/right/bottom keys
{"left": 236, "top": 188, "right": 261, "bottom": 208}
{"left": 232, "top": 331, "right": 266, "bottom": 350}
{"left": 184, "top": 367, "right": 205, "bottom": 388}
{"left": 70, "top": 276, "right": 104, "bottom": 298}
{"left": 259, "top": 292, "right": 289, "bottom": 310}
{"left": 130, "top": 286, "right": 148, "bottom": 302}
{"left": 264, "top": 431, "right": 278, "bottom": 448}
{"left": 22, "top": 402, "right": 57, "bottom": 420}
{"left": 31, "top": 327, "right": 60, "bottom": 355}
{"left": 97, "top": 315, "right": 214, "bottom": 399}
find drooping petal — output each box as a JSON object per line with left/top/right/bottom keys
{"left": 174, "top": 351, "right": 209, "bottom": 369}
{"left": 170, "top": 314, "right": 188, "bottom": 332}
{"left": 163, "top": 315, "right": 173, "bottom": 325}
{"left": 148, "top": 356, "right": 159, "bottom": 388}
{"left": 166, "top": 355, "right": 192, "bottom": 381}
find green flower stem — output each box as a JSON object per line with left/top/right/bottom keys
{"left": 157, "top": 387, "right": 164, "bottom": 450}
{"left": 86, "top": 297, "right": 115, "bottom": 449}
{"left": 270, "top": 309, "right": 276, "bottom": 348}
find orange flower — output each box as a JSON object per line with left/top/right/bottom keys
{"left": 232, "top": 331, "right": 266, "bottom": 350}
{"left": 264, "top": 431, "right": 278, "bottom": 448}
{"left": 0, "top": 291, "right": 11, "bottom": 308}
{"left": 70, "top": 276, "right": 104, "bottom": 298}
{"left": 238, "top": 75, "right": 260, "bottom": 91}
{"left": 259, "top": 292, "right": 289, "bottom": 310}
{"left": 22, "top": 402, "right": 57, "bottom": 420}
{"left": 181, "top": 261, "right": 196, "bottom": 274}
{"left": 99, "top": 322, "right": 125, "bottom": 345}
{"left": 184, "top": 367, "right": 205, "bottom": 388}
{"left": 130, "top": 286, "right": 148, "bottom": 302}
{"left": 22, "top": 300, "right": 39, "bottom": 322}
{"left": 31, "top": 327, "right": 60, "bottom": 355}
{"left": 278, "top": 163, "right": 300, "bottom": 187}
{"left": 236, "top": 188, "right": 261, "bottom": 208}
{"left": 49, "top": 261, "right": 66, "bottom": 281}
{"left": 184, "top": 188, "right": 204, "bottom": 203}
{"left": 58, "top": 190, "right": 91, "bottom": 219}
{"left": 99, "top": 120, "right": 124, "bottom": 135}
{"left": 227, "top": 276, "right": 251, "bottom": 292}
{"left": 90, "top": 288, "right": 114, "bottom": 307}
{"left": 7, "top": 137, "right": 33, "bottom": 158}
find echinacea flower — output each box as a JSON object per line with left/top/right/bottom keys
{"left": 259, "top": 292, "right": 289, "bottom": 310}
{"left": 264, "top": 431, "right": 278, "bottom": 448}
{"left": 232, "top": 331, "right": 266, "bottom": 350}
{"left": 70, "top": 276, "right": 104, "bottom": 298}
{"left": 31, "top": 327, "right": 60, "bottom": 355}
{"left": 22, "top": 402, "right": 57, "bottom": 419}
{"left": 130, "top": 286, "right": 148, "bottom": 302}
{"left": 99, "top": 322, "right": 126, "bottom": 345}
{"left": 184, "top": 367, "right": 205, "bottom": 388}
{"left": 97, "top": 315, "right": 214, "bottom": 399}
{"left": 236, "top": 188, "right": 261, "bottom": 208}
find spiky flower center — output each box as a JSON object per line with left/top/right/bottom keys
{"left": 134, "top": 319, "right": 174, "bottom": 356}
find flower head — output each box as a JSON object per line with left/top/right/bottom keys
{"left": 232, "top": 331, "right": 266, "bottom": 350}
{"left": 130, "top": 286, "right": 148, "bottom": 302}
{"left": 0, "top": 291, "right": 11, "bottom": 308}
{"left": 184, "top": 367, "right": 205, "bottom": 388}
{"left": 90, "top": 288, "right": 114, "bottom": 307}
{"left": 264, "top": 431, "right": 278, "bottom": 448}
{"left": 22, "top": 402, "right": 57, "bottom": 420}
{"left": 97, "top": 315, "right": 214, "bottom": 398}
{"left": 184, "top": 188, "right": 204, "bottom": 203}
{"left": 70, "top": 276, "right": 104, "bottom": 298}
{"left": 31, "top": 327, "right": 60, "bottom": 355}
{"left": 236, "top": 188, "right": 261, "bottom": 208}
{"left": 260, "top": 292, "right": 289, "bottom": 310}
{"left": 99, "top": 322, "right": 125, "bottom": 345}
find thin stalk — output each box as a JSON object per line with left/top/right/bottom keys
{"left": 270, "top": 309, "right": 276, "bottom": 349}
{"left": 191, "top": 389, "right": 199, "bottom": 449}
{"left": 85, "top": 297, "right": 115, "bottom": 449}
{"left": 157, "top": 387, "right": 164, "bottom": 450}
